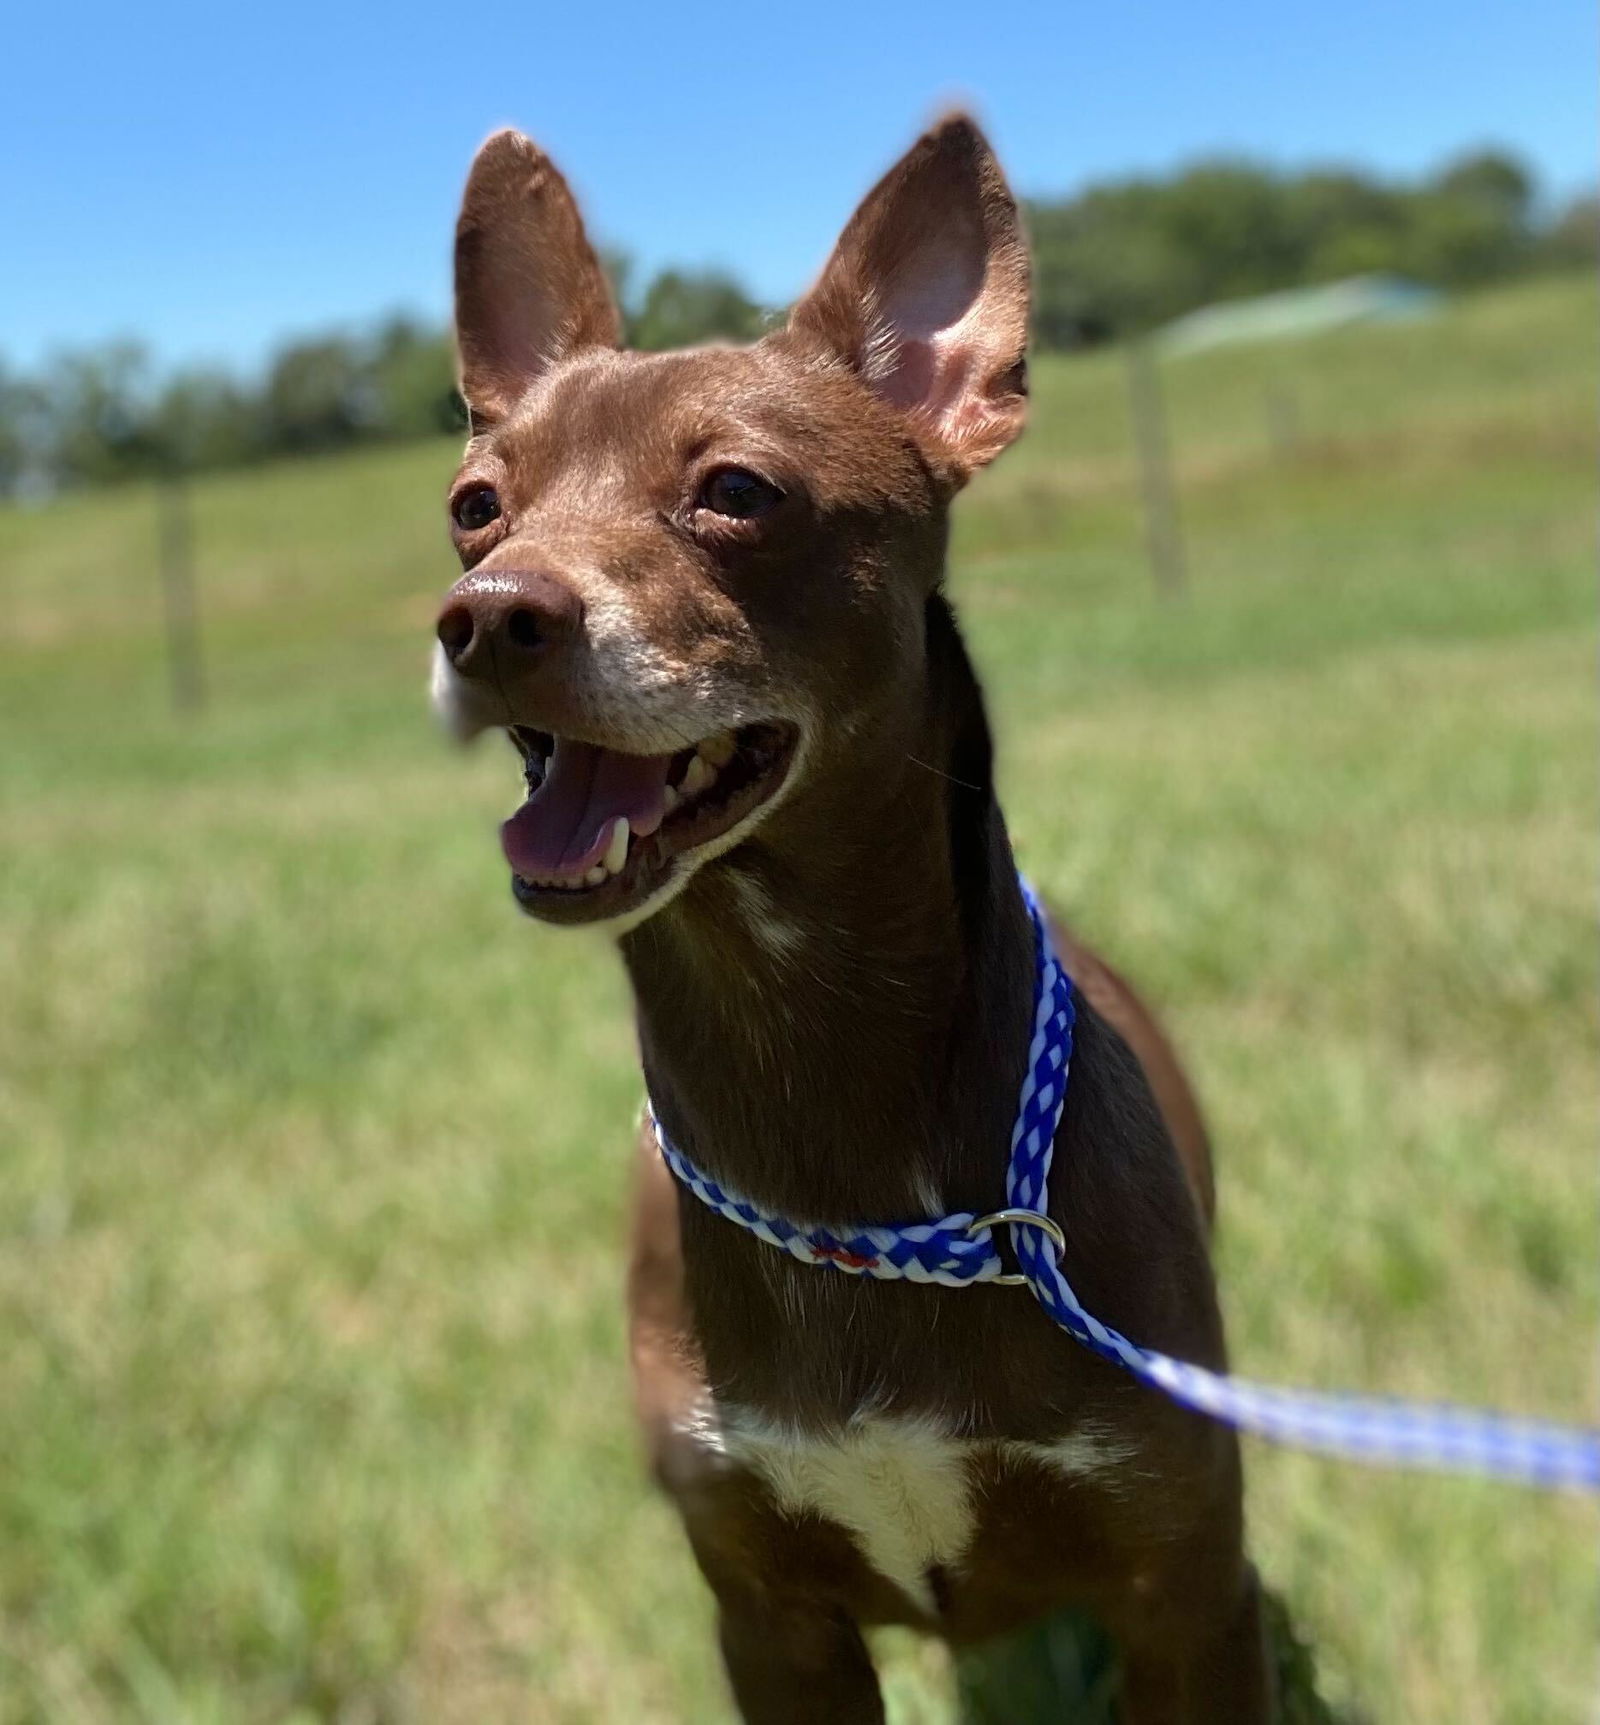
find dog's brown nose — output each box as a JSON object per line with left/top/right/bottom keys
{"left": 436, "top": 571, "right": 584, "bottom": 679}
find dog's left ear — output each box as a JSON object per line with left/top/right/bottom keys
{"left": 787, "top": 114, "right": 1030, "bottom": 481}
{"left": 454, "top": 129, "right": 622, "bottom": 429}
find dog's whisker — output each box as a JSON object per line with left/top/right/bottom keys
{"left": 906, "top": 752, "right": 983, "bottom": 793}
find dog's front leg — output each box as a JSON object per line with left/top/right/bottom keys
{"left": 1118, "top": 1561, "right": 1274, "bottom": 1725}
{"left": 715, "top": 1592, "right": 884, "bottom": 1725}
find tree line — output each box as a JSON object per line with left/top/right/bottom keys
{"left": 2, "top": 147, "right": 1590, "bottom": 497}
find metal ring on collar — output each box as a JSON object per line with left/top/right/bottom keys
{"left": 968, "top": 1208, "right": 1067, "bottom": 1286}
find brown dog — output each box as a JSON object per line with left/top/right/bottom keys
{"left": 432, "top": 115, "right": 1273, "bottom": 1722}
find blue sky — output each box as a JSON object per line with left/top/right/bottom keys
{"left": 4, "top": 0, "right": 1592, "bottom": 375}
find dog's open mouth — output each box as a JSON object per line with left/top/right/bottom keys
{"left": 501, "top": 721, "right": 799, "bottom": 921}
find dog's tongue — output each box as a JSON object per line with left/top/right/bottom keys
{"left": 500, "top": 737, "right": 671, "bottom": 880}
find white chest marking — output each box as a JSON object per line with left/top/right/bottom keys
{"left": 726, "top": 1415, "right": 974, "bottom": 1615}
{"left": 707, "top": 1411, "right": 1135, "bottom": 1616}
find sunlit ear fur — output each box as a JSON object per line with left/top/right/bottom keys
{"left": 454, "top": 129, "right": 621, "bottom": 428}
{"left": 788, "top": 114, "right": 1030, "bottom": 482}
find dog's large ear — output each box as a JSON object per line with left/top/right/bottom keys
{"left": 787, "top": 115, "right": 1029, "bottom": 480}
{"left": 454, "top": 130, "right": 621, "bottom": 428}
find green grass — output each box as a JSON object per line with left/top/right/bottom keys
{"left": 2, "top": 273, "right": 1595, "bottom": 1723}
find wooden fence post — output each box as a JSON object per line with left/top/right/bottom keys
{"left": 1124, "top": 340, "right": 1188, "bottom": 601}
{"left": 158, "top": 468, "right": 205, "bottom": 713}
{"left": 1265, "top": 383, "right": 1302, "bottom": 457}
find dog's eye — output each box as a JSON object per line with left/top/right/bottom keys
{"left": 453, "top": 485, "right": 501, "bottom": 532}
{"left": 698, "top": 468, "right": 783, "bottom": 520}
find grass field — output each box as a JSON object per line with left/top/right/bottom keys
{"left": 2, "top": 273, "right": 1596, "bottom": 1723}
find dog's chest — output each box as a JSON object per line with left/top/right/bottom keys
{"left": 707, "top": 1408, "right": 1128, "bottom": 1617}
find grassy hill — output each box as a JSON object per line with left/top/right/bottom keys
{"left": 2, "top": 274, "right": 1595, "bottom": 1723}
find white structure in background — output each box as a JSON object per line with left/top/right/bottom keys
{"left": 1158, "top": 274, "right": 1444, "bottom": 356}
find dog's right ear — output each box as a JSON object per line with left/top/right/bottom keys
{"left": 787, "top": 115, "right": 1030, "bottom": 482}
{"left": 454, "top": 130, "right": 621, "bottom": 429}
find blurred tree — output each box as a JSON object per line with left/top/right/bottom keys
{"left": 627, "top": 269, "right": 765, "bottom": 350}
{"left": 1162, "top": 161, "right": 1303, "bottom": 302}
{"left": 1433, "top": 150, "right": 1534, "bottom": 230}
{"left": 367, "top": 316, "right": 462, "bottom": 439}
{"left": 45, "top": 342, "right": 164, "bottom": 485}
{"left": 152, "top": 368, "right": 259, "bottom": 472}
{"left": 1031, "top": 182, "right": 1194, "bottom": 345}
{"left": 1403, "top": 150, "right": 1536, "bottom": 285}
{"left": 1286, "top": 171, "right": 1409, "bottom": 280}
{"left": 1533, "top": 193, "right": 1599, "bottom": 271}
{"left": 1028, "top": 145, "right": 1568, "bottom": 348}
{"left": 1029, "top": 163, "right": 1307, "bottom": 346}
{"left": 0, "top": 362, "right": 49, "bottom": 496}
{"left": 260, "top": 336, "right": 369, "bottom": 454}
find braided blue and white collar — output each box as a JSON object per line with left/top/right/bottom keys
{"left": 651, "top": 878, "right": 1072, "bottom": 1288}
{"left": 650, "top": 874, "right": 1600, "bottom": 1493}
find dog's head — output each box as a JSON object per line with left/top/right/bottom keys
{"left": 432, "top": 116, "right": 1030, "bottom": 928}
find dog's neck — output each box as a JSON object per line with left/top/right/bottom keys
{"left": 621, "top": 597, "right": 1036, "bottom": 1229}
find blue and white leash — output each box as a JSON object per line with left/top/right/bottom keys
{"left": 650, "top": 877, "right": 1600, "bottom": 1493}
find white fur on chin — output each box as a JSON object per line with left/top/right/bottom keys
{"left": 428, "top": 641, "right": 487, "bottom": 743}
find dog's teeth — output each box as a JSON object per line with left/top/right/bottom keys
{"left": 662, "top": 784, "right": 681, "bottom": 812}
{"left": 682, "top": 755, "right": 715, "bottom": 797}
{"left": 585, "top": 865, "right": 606, "bottom": 886}
{"left": 700, "top": 732, "right": 736, "bottom": 768}
{"left": 604, "top": 818, "right": 629, "bottom": 875}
